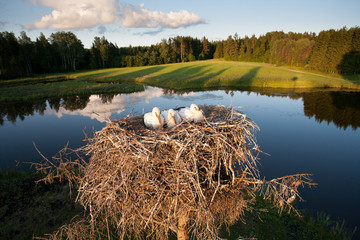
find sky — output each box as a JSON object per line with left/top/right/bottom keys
{"left": 0, "top": 0, "right": 359, "bottom": 48}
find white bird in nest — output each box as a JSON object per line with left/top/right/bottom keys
{"left": 161, "top": 109, "right": 182, "bottom": 128}
{"left": 144, "top": 107, "right": 164, "bottom": 130}
{"left": 178, "top": 104, "right": 205, "bottom": 123}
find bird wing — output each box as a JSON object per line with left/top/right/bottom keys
{"left": 160, "top": 110, "right": 169, "bottom": 122}
{"left": 174, "top": 110, "right": 182, "bottom": 124}
{"left": 159, "top": 114, "right": 165, "bottom": 125}
{"left": 144, "top": 112, "right": 153, "bottom": 128}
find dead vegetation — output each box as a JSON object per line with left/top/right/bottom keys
{"left": 33, "top": 105, "right": 316, "bottom": 240}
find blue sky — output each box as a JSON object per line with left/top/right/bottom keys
{"left": 0, "top": 0, "right": 359, "bottom": 48}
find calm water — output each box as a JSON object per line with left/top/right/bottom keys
{"left": 1, "top": 86, "right": 360, "bottom": 233}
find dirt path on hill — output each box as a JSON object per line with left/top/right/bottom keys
{"left": 286, "top": 68, "right": 358, "bottom": 84}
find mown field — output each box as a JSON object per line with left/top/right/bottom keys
{"left": 1, "top": 60, "right": 359, "bottom": 101}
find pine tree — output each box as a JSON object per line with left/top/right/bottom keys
{"left": 308, "top": 30, "right": 331, "bottom": 72}
{"left": 34, "top": 33, "right": 53, "bottom": 73}
{"left": 200, "top": 37, "right": 210, "bottom": 60}
{"left": 213, "top": 42, "right": 224, "bottom": 58}
{"left": 18, "top": 31, "right": 34, "bottom": 75}
{"left": 0, "top": 31, "right": 21, "bottom": 78}
{"left": 180, "top": 37, "right": 185, "bottom": 62}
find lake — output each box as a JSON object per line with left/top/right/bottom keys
{"left": 1, "top": 86, "right": 359, "bottom": 233}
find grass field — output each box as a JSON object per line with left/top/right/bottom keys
{"left": 1, "top": 60, "right": 359, "bottom": 101}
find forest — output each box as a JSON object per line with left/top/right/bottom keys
{"left": 0, "top": 27, "right": 359, "bottom": 80}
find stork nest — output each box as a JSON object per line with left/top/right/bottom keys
{"left": 34, "top": 105, "right": 315, "bottom": 240}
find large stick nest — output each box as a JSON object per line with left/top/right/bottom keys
{"left": 34, "top": 105, "right": 315, "bottom": 240}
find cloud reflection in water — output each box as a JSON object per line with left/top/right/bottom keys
{"left": 46, "top": 87, "right": 165, "bottom": 122}
{"left": 45, "top": 87, "right": 226, "bottom": 123}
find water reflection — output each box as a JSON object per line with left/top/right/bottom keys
{"left": 238, "top": 89, "right": 360, "bottom": 130}
{"left": 303, "top": 91, "right": 360, "bottom": 130}
{"left": 233, "top": 89, "right": 360, "bottom": 130}
{"left": 1, "top": 88, "right": 360, "bottom": 130}
{"left": 45, "top": 87, "right": 164, "bottom": 122}
{"left": 0, "top": 101, "right": 41, "bottom": 125}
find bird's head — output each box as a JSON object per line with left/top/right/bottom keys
{"left": 153, "top": 107, "right": 161, "bottom": 116}
{"left": 190, "top": 104, "right": 199, "bottom": 111}
{"left": 169, "top": 109, "right": 175, "bottom": 117}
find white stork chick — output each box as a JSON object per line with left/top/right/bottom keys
{"left": 144, "top": 107, "right": 164, "bottom": 130}
{"left": 161, "top": 109, "right": 181, "bottom": 128}
{"left": 178, "top": 104, "right": 204, "bottom": 123}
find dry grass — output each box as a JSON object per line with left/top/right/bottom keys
{"left": 33, "top": 105, "right": 316, "bottom": 240}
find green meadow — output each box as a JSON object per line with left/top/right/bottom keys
{"left": 1, "top": 60, "right": 359, "bottom": 101}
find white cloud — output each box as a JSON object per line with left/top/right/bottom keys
{"left": 121, "top": 3, "right": 205, "bottom": 29}
{"left": 24, "top": 1, "right": 205, "bottom": 31}
{"left": 24, "top": 0, "right": 120, "bottom": 30}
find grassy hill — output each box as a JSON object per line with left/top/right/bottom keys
{"left": 1, "top": 60, "right": 359, "bottom": 101}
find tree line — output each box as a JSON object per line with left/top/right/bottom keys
{"left": 0, "top": 27, "right": 359, "bottom": 80}
{"left": 0, "top": 31, "right": 85, "bottom": 78}
{"left": 214, "top": 27, "right": 360, "bottom": 74}
{"left": 90, "top": 36, "right": 215, "bottom": 69}
{"left": 0, "top": 31, "right": 215, "bottom": 79}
